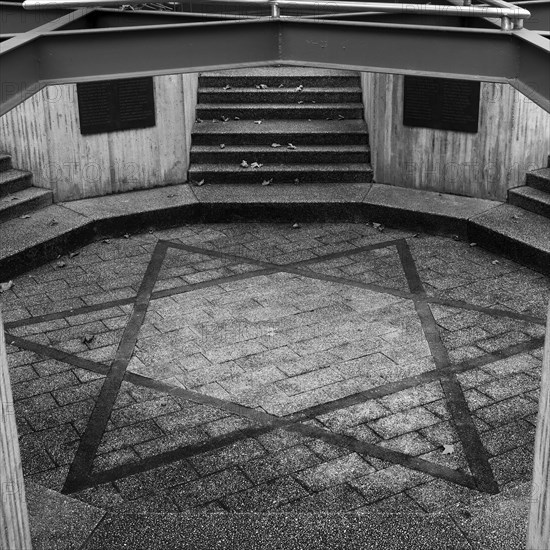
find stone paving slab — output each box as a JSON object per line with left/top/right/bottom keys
{"left": 1, "top": 222, "right": 548, "bottom": 549}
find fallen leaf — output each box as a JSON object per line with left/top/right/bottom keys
{"left": 250, "top": 162, "right": 263, "bottom": 169}
{"left": 103, "top": 239, "right": 110, "bottom": 244}
{"left": 195, "top": 118, "right": 203, "bottom": 123}
{"left": 292, "top": 223, "right": 300, "bottom": 229}
{"left": 82, "top": 334, "right": 95, "bottom": 345}
{"left": 338, "top": 115, "right": 345, "bottom": 120}
{"left": 234, "top": 116, "right": 240, "bottom": 120}
{"left": 278, "top": 84, "right": 284, "bottom": 88}
{"left": 56, "top": 261, "right": 66, "bottom": 268}
{"left": 442, "top": 444, "right": 454, "bottom": 455}
{"left": 298, "top": 101, "right": 304, "bottom": 105}
{"left": 491, "top": 260, "right": 500, "bottom": 265}
{"left": 254, "top": 120, "right": 262, "bottom": 125}
{"left": 413, "top": 233, "right": 420, "bottom": 238}
{"left": 287, "top": 143, "right": 297, "bottom": 150}
{"left": 124, "top": 234, "right": 130, "bottom": 239}
{"left": 49, "top": 219, "right": 58, "bottom": 226}
{"left": 372, "top": 222, "right": 384, "bottom": 232}
{"left": 262, "top": 179, "right": 273, "bottom": 186}
{"left": 11, "top": 197, "right": 19, "bottom": 201}
{"left": 469, "top": 242, "right": 477, "bottom": 247}
{"left": 294, "top": 85, "right": 303, "bottom": 92}
{"left": 220, "top": 144, "right": 226, "bottom": 149}
{"left": 257, "top": 84, "right": 268, "bottom": 89}
{"left": 223, "top": 85, "right": 231, "bottom": 90}
{"left": 271, "top": 143, "right": 282, "bottom": 148}
{"left": 221, "top": 116, "right": 229, "bottom": 122}
{"left": 195, "top": 179, "right": 205, "bottom": 186}
{"left": 293, "top": 178, "right": 300, "bottom": 185}
{"left": 241, "top": 160, "right": 249, "bottom": 168}
{"left": 20, "top": 214, "right": 31, "bottom": 219}
{"left": 0, "top": 280, "right": 14, "bottom": 292}
{"left": 452, "top": 235, "right": 460, "bottom": 241}
{"left": 69, "top": 251, "right": 80, "bottom": 258}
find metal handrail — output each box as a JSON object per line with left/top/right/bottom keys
{"left": 22, "top": 0, "right": 531, "bottom": 30}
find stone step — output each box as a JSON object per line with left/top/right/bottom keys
{"left": 468, "top": 204, "right": 550, "bottom": 275}
{"left": 189, "top": 144, "right": 370, "bottom": 164}
{"left": 0, "top": 187, "right": 53, "bottom": 224}
{"left": 526, "top": 167, "right": 550, "bottom": 193}
{"left": 508, "top": 185, "right": 550, "bottom": 219}
{"left": 0, "top": 153, "right": 12, "bottom": 172}
{"left": 199, "top": 67, "right": 360, "bottom": 88}
{"left": 191, "top": 120, "right": 369, "bottom": 146}
{"left": 188, "top": 163, "right": 373, "bottom": 184}
{"left": 198, "top": 87, "right": 362, "bottom": 104}
{"left": 0, "top": 168, "right": 33, "bottom": 197}
{"left": 196, "top": 103, "right": 364, "bottom": 120}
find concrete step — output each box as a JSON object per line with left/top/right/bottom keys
{"left": 196, "top": 103, "right": 364, "bottom": 120}
{"left": 199, "top": 67, "right": 360, "bottom": 88}
{"left": 508, "top": 185, "right": 550, "bottom": 219}
{"left": 189, "top": 144, "right": 370, "bottom": 164}
{"left": 191, "top": 120, "right": 369, "bottom": 146}
{"left": 188, "top": 163, "right": 373, "bottom": 184}
{"left": 0, "top": 153, "right": 12, "bottom": 172}
{"left": 468, "top": 204, "right": 550, "bottom": 275}
{"left": 0, "top": 168, "right": 33, "bottom": 197}
{"left": 198, "top": 87, "right": 362, "bottom": 104}
{"left": 0, "top": 187, "right": 53, "bottom": 223}
{"left": 526, "top": 167, "right": 550, "bottom": 193}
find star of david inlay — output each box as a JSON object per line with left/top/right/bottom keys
{"left": 5, "top": 237, "right": 545, "bottom": 497}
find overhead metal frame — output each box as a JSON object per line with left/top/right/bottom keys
{"left": 0, "top": 1, "right": 549, "bottom": 115}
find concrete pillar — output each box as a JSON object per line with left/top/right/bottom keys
{"left": 0, "top": 308, "right": 32, "bottom": 549}
{"left": 528, "top": 303, "right": 550, "bottom": 549}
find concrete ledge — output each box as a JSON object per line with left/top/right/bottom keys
{"left": 0, "top": 182, "right": 548, "bottom": 281}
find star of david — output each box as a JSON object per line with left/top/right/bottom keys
{"left": 6, "top": 237, "right": 545, "bottom": 497}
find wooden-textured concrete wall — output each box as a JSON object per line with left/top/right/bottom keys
{"left": 361, "top": 73, "right": 550, "bottom": 201}
{"left": 528, "top": 303, "right": 550, "bottom": 550}
{"left": 0, "top": 308, "right": 32, "bottom": 550}
{"left": 0, "top": 73, "right": 198, "bottom": 202}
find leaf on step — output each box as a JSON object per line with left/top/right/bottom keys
{"left": 221, "top": 116, "right": 229, "bottom": 122}
{"left": 11, "top": 197, "right": 19, "bottom": 201}
{"left": 254, "top": 120, "right": 262, "bottom": 125}
{"left": 0, "top": 280, "right": 14, "bottom": 293}
{"left": 20, "top": 214, "right": 31, "bottom": 219}
{"left": 234, "top": 116, "right": 240, "bottom": 120}
{"left": 241, "top": 160, "right": 249, "bottom": 168}
{"left": 372, "top": 223, "right": 384, "bottom": 232}
{"left": 287, "top": 143, "right": 297, "bottom": 150}
{"left": 69, "top": 251, "right": 80, "bottom": 258}
{"left": 298, "top": 101, "right": 304, "bottom": 105}
{"left": 195, "top": 179, "right": 205, "bottom": 186}
{"left": 278, "top": 84, "right": 284, "bottom": 88}
{"left": 491, "top": 260, "right": 500, "bottom": 265}
{"left": 124, "top": 234, "right": 130, "bottom": 239}
{"left": 223, "top": 85, "right": 231, "bottom": 90}
{"left": 292, "top": 223, "right": 300, "bottom": 229}
{"left": 256, "top": 84, "right": 268, "bottom": 89}
{"left": 48, "top": 219, "right": 58, "bottom": 226}
{"left": 195, "top": 118, "right": 203, "bottom": 123}
{"left": 469, "top": 242, "right": 477, "bottom": 247}
{"left": 442, "top": 444, "right": 454, "bottom": 455}
{"left": 250, "top": 162, "right": 263, "bottom": 169}
{"left": 338, "top": 115, "right": 345, "bottom": 120}
{"left": 293, "top": 178, "right": 300, "bottom": 185}
{"left": 220, "top": 144, "right": 226, "bottom": 149}
{"left": 271, "top": 143, "right": 282, "bottom": 148}
{"left": 56, "top": 261, "right": 66, "bottom": 268}
{"left": 294, "top": 85, "right": 303, "bottom": 92}
{"left": 262, "top": 179, "right": 273, "bottom": 186}
{"left": 103, "top": 239, "right": 110, "bottom": 244}
{"left": 212, "top": 119, "right": 218, "bottom": 123}
{"left": 82, "top": 334, "right": 95, "bottom": 345}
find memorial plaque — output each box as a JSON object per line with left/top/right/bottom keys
{"left": 77, "top": 77, "right": 155, "bottom": 135}
{"left": 403, "top": 76, "right": 480, "bottom": 133}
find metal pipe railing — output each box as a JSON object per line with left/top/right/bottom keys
{"left": 22, "top": 0, "right": 531, "bottom": 30}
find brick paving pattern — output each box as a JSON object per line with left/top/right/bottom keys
{"left": 2, "top": 223, "right": 547, "bottom": 515}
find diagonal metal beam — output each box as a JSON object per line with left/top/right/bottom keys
{"left": 0, "top": 1, "right": 72, "bottom": 33}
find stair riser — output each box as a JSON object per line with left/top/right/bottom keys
{"left": 509, "top": 192, "right": 550, "bottom": 219}
{"left": 0, "top": 174, "right": 32, "bottom": 197}
{"left": 0, "top": 157, "right": 12, "bottom": 172}
{"left": 196, "top": 107, "right": 363, "bottom": 120}
{"left": 188, "top": 170, "right": 373, "bottom": 185}
{"left": 190, "top": 150, "right": 370, "bottom": 164}
{"left": 198, "top": 91, "right": 362, "bottom": 104}
{"left": 199, "top": 76, "right": 360, "bottom": 88}
{"left": 0, "top": 192, "right": 53, "bottom": 224}
{"left": 191, "top": 132, "right": 369, "bottom": 146}
{"left": 526, "top": 172, "right": 550, "bottom": 193}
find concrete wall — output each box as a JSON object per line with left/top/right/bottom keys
{"left": 0, "top": 73, "right": 199, "bottom": 202}
{"left": 361, "top": 72, "right": 550, "bottom": 201}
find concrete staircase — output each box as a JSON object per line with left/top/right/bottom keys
{"left": 0, "top": 153, "right": 52, "bottom": 224}
{"left": 508, "top": 167, "right": 550, "bottom": 219}
{"left": 188, "top": 67, "right": 373, "bottom": 185}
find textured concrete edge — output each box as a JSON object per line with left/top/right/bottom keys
{"left": 0, "top": 186, "right": 546, "bottom": 281}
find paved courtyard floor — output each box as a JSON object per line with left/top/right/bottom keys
{"left": 2, "top": 222, "right": 549, "bottom": 549}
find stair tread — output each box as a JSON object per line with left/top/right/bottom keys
{"left": 190, "top": 163, "right": 372, "bottom": 171}
{"left": 0, "top": 168, "right": 32, "bottom": 184}
{"left": 200, "top": 87, "right": 362, "bottom": 93}
{"left": 198, "top": 103, "right": 363, "bottom": 108}
{"left": 193, "top": 120, "right": 368, "bottom": 134}
{"left": 510, "top": 185, "right": 550, "bottom": 203}
{"left": 0, "top": 186, "right": 51, "bottom": 207}
{"left": 201, "top": 67, "right": 359, "bottom": 77}
{"left": 472, "top": 204, "right": 550, "bottom": 253}
{"left": 191, "top": 144, "right": 369, "bottom": 152}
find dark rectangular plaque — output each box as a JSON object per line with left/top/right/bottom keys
{"left": 77, "top": 77, "right": 155, "bottom": 135}
{"left": 403, "top": 76, "right": 480, "bottom": 133}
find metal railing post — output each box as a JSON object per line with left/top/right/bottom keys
{"left": 0, "top": 307, "right": 32, "bottom": 550}
{"left": 501, "top": 15, "right": 512, "bottom": 30}
{"left": 270, "top": 0, "right": 280, "bottom": 17}
{"left": 527, "top": 302, "right": 550, "bottom": 549}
